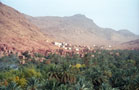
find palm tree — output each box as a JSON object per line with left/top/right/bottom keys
{"left": 74, "top": 76, "right": 93, "bottom": 90}
{"left": 0, "top": 81, "right": 21, "bottom": 90}
{"left": 27, "top": 77, "right": 40, "bottom": 90}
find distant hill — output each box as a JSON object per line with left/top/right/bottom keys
{"left": 113, "top": 39, "right": 139, "bottom": 50}
{"left": 25, "top": 14, "right": 139, "bottom": 46}
{"left": 0, "top": 2, "right": 57, "bottom": 51}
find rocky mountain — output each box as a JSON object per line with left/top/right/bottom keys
{"left": 0, "top": 2, "right": 57, "bottom": 52}
{"left": 0, "top": 2, "right": 138, "bottom": 51}
{"left": 25, "top": 14, "right": 139, "bottom": 46}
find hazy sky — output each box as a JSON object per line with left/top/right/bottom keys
{"left": 1, "top": 0, "right": 139, "bottom": 35}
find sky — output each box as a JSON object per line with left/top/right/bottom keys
{"left": 1, "top": 0, "right": 139, "bottom": 35}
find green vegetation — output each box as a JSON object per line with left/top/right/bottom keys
{"left": 0, "top": 50, "right": 139, "bottom": 90}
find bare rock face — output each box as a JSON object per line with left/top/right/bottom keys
{"left": 25, "top": 14, "right": 139, "bottom": 47}
{"left": 0, "top": 3, "right": 57, "bottom": 52}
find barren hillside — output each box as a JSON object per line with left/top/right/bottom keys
{"left": 0, "top": 2, "right": 57, "bottom": 52}
{"left": 25, "top": 14, "right": 139, "bottom": 46}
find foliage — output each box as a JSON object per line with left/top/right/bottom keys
{"left": 0, "top": 50, "right": 139, "bottom": 90}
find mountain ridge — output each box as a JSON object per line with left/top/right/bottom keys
{"left": 0, "top": 2, "right": 139, "bottom": 51}
{"left": 25, "top": 14, "right": 139, "bottom": 46}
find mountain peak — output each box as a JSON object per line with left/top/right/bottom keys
{"left": 72, "top": 14, "right": 86, "bottom": 18}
